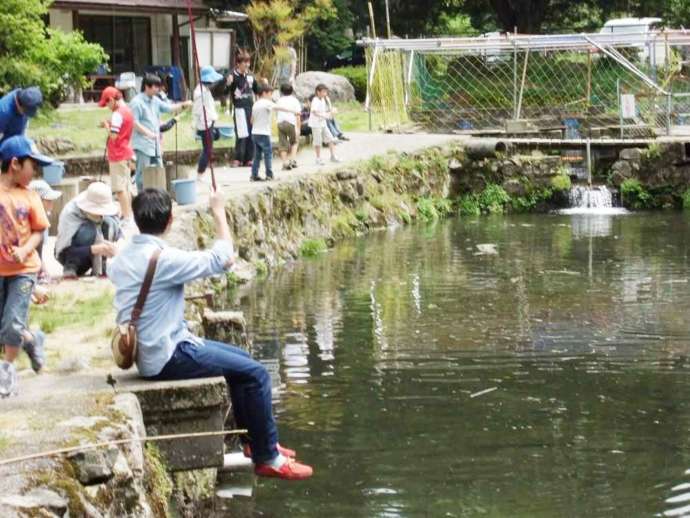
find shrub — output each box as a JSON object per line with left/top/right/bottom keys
{"left": 331, "top": 65, "right": 367, "bottom": 102}
{"left": 550, "top": 174, "right": 572, "bottom": 191}
{"left": 299, "top": 238, "right": 328, "bottom": 257}
{"left": 621, "top": 179, "right": 652, "bottom": 209}
{"left": 682, "top": 188, "right": 690, "bottom": 210}
{"left": 478, "top": 184, "right": 510, "bottom": 214}
{"left": 416, "top": 197, "right": 439, "bottom": 222}
{"left": 458, "top": 194, "right": 481, "bottom": 216}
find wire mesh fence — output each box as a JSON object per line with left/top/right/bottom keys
{"left": 363, "top": 32, "right": 690, "bottom": 140}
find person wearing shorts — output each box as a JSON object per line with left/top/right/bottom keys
{"left": 276, "top": 83, "right": 301, "bottom": 170}
{"left": 308, "top": 85, "right": 340, "bottom": 166}
{"left": 99, "top": 86, "right": 134, "bottom": 227}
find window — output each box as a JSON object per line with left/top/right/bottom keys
{"left": 78, "top": 15, "right": 152, "bottom": 75}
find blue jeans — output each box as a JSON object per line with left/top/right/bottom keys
{"left": 0, "top": 274, "right": 35, "bottom": 348}
{"left": 134, "top": 151, "right": 162, "bottom": 192}
{"left": 251, "top": 135, "right": 273, "bottom": 179}
{"left": 197, "top": 127, "right": 219, "bottom": 173}
{"left": 327, "top": 118, "right": 343, "bottom": 139}
{"left": 148, "top": 340, "right": 279, "bottom": 464}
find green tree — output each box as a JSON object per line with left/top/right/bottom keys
{"left": 0, "top": 0, "right": 107, "bottom": 105}
{"left": 246, "top": 0, "right": 335, "bottom": 77}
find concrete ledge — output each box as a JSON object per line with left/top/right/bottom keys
{"left": 117, "top": 375, "right": 229, "bottom": 471}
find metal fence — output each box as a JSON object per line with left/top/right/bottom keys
{"left": 361, "top": 31, "right": 690, "bottom": 140}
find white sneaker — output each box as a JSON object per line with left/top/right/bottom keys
{"left": 315, "top": 158, "right": 325, "bottom": 166}
{"left": 330, "top": 156, "right": 342, "bottom": 163}
{"left": 0, "top": 361, "right": 17, "bottom": 398}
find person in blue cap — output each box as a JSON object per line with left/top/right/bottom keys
{"left": 0, "top": 87, "right": 43, "bottom": 144}
{"left": 193, "top": 66, "right": 224, "bottom": 178}
{"left": 0, "top": 135, "right": 54, "bottom": 398}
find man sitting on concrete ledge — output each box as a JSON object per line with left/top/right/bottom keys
{"left": 107, "top": 188, "right": 313, "bottom": 481}
{"left": 55, "top": 182, "right": 121, "bottom": 278}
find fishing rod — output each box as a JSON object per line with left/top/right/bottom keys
{"left": 185, "top": 0, "right": 217, "bottom": 192}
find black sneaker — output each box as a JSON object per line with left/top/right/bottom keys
{"left": 250, "top": 176, "right": 265, "bottom": 182}
{"left": 339, "top": 135, "right": 350, "bottom": 141}
{"left": 266, "top": 175, "right": 274, "bottom": 182}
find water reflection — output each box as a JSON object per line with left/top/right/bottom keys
{"left": 222, "top": 213, "right": 690, "bottom": 517}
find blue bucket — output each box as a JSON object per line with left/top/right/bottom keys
{"left": 42, "top": 162, "right": 65, "bottom": 185}
{"left": 172, "top": 178, "right": 197, "bottom": 205}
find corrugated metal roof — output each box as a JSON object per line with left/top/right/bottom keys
{"left": 52, "top": 0, "right": 209, "bottom": 14}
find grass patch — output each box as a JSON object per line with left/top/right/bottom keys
{"left": 29, "top": 287, "right": 114, "bottom": 334}
{"left": 299, "top": 238, "right": 328, "bottom": 257}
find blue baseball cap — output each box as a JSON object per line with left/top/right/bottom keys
{"left": 0, "top": 135, "right": 54, "bottom": 166}
{"left": 17, "top": 87, "right": 43, "bottom": 117}
{"left": 200, "top": 66, "right": 223, "bottom": 84}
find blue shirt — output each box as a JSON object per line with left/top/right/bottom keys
{"left": 0, "top": 90, "right": 28, "bottom": 144}
{"left": 129, "top": 92, "right": 173, "bottom": 157}
{"left": 107, "top": 233, "right": 234, "bottom": 377}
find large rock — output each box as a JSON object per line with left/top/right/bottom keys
{"left": 294, "top": 71, "right": 355, "bottom": 103}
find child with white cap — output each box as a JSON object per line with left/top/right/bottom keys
{"left": 29, "top": 179, "right": 62, "bottom": 285}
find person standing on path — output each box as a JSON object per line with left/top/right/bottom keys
{"left": 250, "top": 84, "right": 300, "bottom": 181}
{"left": 226, "top": 51, "right": 259, "bottom": 167}
{"left": 0, "top": 136, "right": 55, "bottom": 397}
{"left": 193, "top": 66, "right": 224, "bottom": 179}
{"left": 275, "top": 83, "right": 302, "bottom": 170}
{"left": 309, "top": 84, "right": 341, "bottom": 166}
{"left": 0, "top": 87, "right": 43, "bottom": 144}
{"left": 107, "top": 188, "right": 314, "bottom": 480}
{"left": 130, "top": 75, "right": 191, "bottom": 192}
{"left": 98, "top": 87, "right": 135, "bottom": 228}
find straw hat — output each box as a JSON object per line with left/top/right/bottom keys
{"left": 76, "top": 182, "right": 119, "bottom": 216}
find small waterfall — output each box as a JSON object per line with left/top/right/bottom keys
{"left": 568, "top": 185, "right": 613, "bottom": 209}
{"left": 558, "top": 185, "right": 628, "bottom": 215}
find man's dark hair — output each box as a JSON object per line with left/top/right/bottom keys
{"left": 132, "top": 188, "right": 172, "bottom": 235}
{"left": 315, "top": 83, "right": 328, "bottom": 93}
{"left": 142, "top": 74, "right": 163, "bottom": 90}
{"left": 1, "top": 157, "right": 28, "bottom": 173}
{"left": 257, "top": 82, "right": 273, "bottom": 96}
{"left": 280, "top": 83, "right": 293, "bottom": 96}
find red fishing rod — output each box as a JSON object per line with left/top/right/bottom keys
{"left": 185, "top": 0, "right": 217, "bottom": 192}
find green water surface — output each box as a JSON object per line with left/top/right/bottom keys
{"left": 224, "top": 212, "right": 690, "bottom": 517}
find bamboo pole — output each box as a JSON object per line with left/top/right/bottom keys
{"left": 516, "top": 41, "right": 530, "bottom": 119}
{"left": 0, "top": 429, "right": 248, "bottom": 467}
{"left": 368, "top": 2, "right": 377, "bottom": 40}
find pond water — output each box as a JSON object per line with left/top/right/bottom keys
{"left": 221, "top": 212, "right": 690, "bottom": 517}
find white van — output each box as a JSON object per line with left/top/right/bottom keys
{"left": 599, "top": 17, "right": 665, "bottom": 66}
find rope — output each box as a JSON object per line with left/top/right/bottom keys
{"left": 185, "top": 0, "right": 217, "bottom": 192}
{"left": 0, "top": 428, "right": 248, "bottom": 467}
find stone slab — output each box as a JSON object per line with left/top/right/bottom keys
{"left": 118, "top": 375, "right": 229, "bottom": 471}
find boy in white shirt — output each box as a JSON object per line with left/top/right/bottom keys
{"left": 251, "top": 83, "right": 300, "bottom": 182}
{"left": 308, "top": 84, "right": 340, "bottom": 166}
{"left": 276, "top": 83, "right": 302, "bottom": 170}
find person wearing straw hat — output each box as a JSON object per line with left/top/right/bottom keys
{"left": 193, "top": 66, "right": 223, "bottom": 179}
{"left": 55, "top": 182, "right": 122, "bottom": 278}
{"left": 0, "top": 87, "right": 43, "bottom": 145}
